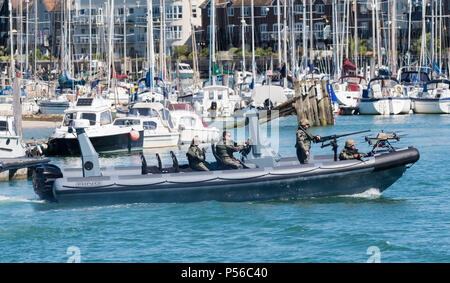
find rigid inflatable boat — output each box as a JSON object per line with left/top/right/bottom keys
{"left": 32, "top": 115, "right": 420, "bottom": 203}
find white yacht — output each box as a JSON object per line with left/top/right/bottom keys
{"left": 413, "top": 80, "right": 450, "bottom": 114}
{"left": 46, "top": 98, "right": 144, "bottom": 155}
{"left": 177, "top": 63, "right": 195, "bottom": 80}
{"left": 122, "top": 102, "right": 179, "bottom": 149}
{"left": 359, "top": 77, "right": 411, "bottom": 115}
{"left": 167, "top": 103, "right": 219, "bottom": 145}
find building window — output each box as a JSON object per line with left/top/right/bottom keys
{"left": 259, "top": 24, "right": 267, "bottom": 33}
{"left": 244, "top": 7, "right": 250, "bottom": 16}
{"left": 316, "top": 4, "right": 325, "bottom": 14}
{"left": 129, "top": 8, "right": 134, "bottom": 14}
{"left": 261, "top": 7, "right": 268, "bottom": 16}
{"left": 295, "top": 23, "right": 303, "bottom": 32}
{"left": 227, "top": 25, "right": 234, "bottom": 34}
{"left": 228, "top": 7, "right": 234, "bottom": 16}
{"left": 168, "top": 26, "right": 182, "bottom": 40}
{"left": 273, "top": 24, "right": 283, "bottom": 32}
{"left": 360, "top": 3, "right": 369, "bottom": 14}
{"left": 274, "top": 6, "right": 282, "bottom": 16}
{"left": 315, "top": 22, "right": 325, "bottom": 39}
{"left": 192, "top": 5, "right": 197, "bottom": 18}
{"left": 295, "top": 5, "right": 303, "bottom": 13}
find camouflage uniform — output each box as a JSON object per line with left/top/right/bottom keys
{"left": 296, "top": 126, "right": 315, "bottom": 164}
{"left": 216, "top": 138, "right": 244, "bottom": 169}
{"left": 339, "top": 147, "right": 362, "bottom": 160}
{"left": 187, "top": 144, "right": 210, "bottom": 171}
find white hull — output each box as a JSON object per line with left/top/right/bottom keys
{"left": 0, "top": 136, "right": 27, "bottom": 158}
{"left": 178, "top": 127, "right": 219, "bottom": 145}
{"left": 413, "top": 98, "right": 450, "bottom": 114}
{"left": 143, "top": 132, "right": 179, "bottom": 149}
{"left": 359, "top": 98, "right": 411, "bottom": 115}
{"left": 335, "top": 90, "right": 361, "bottom": 108}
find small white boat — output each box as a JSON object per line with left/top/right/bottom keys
{"left": 177, "top": 63, "right": 194, "bottom": 80}
{"left": 0, "top": 116, "right": 28, "bottom": 158}
{"left": 359, "top": 77, "right": 411, "bottom": 115}
{"left": 127, "top": 102, "right": 180, "bottom": 149}
{"left": 191, "top": 85, "right": 241, "bottom": 118}
{"left": 47, "top": 97, "right": 144, "bottom": 155}
{"left": 413, "top": 79, "right": 450, "bottom": 114}
{"left": 167, "top": 103, "right": 219, "bottom": 144}
{"left": 332, "top": 75, "right": 367, "bottom": 109}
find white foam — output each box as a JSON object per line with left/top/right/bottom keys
{"left": 0, "top": 195, "right": 45, "bottom": 204}
{"left": 343, "top": 188, "right": 382, "bottom": 199}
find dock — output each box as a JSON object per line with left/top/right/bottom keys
{"left": 0, "top": 157, "right": 50, "bottom": 181}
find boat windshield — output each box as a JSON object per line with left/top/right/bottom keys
{"left": 0, "top": 121, "right": 8, "bottom": 132}
{"left": 63, "top": 113, "right": 75, "bottom": 126}
{"left": 160, "top": 109, "right": 174, "bottom": 129}
{"left": 80, "top": 113, "right": 97, "bottom": 126}
{"left": 114, "top": 119, "right": 140, "bottom": 126}
{"left": 130, "top": 108, "right": 159, "bottom": 117}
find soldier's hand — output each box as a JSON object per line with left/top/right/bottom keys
{"left": 306, "top": 151, "right": 310, "bottom": 157}
{"left": 315, "top": 136, "right": 321, "bottom": 141}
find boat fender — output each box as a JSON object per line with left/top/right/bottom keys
{"left": 130, "top": 130, "right": 140, "bottom": 141}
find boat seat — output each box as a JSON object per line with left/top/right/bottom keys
{"left": 211, "top": 144, "right": 234, "bottom": 170}
{"left": 140, "top": 153, "right": 162, "bottom": 175}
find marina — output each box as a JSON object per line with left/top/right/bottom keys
{"left": 0, "top": 0, "right": 448, "bottom": 263}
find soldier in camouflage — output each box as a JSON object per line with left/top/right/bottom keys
{"left": 339, "top": 139, "right": 365, "bottom": 160}
{"left": 296, "top": 119, "right": 321, "bottom": 164}
{"left": 187, "top": 136, "right": 210, "bottom": 171}
{"left": 216, "top": 131, "right": 248, "bottom": 169}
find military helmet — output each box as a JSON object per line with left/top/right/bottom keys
{"left": 345, "top": 139, "right": 356, "bottom": 148}
{"left": 299, "top": 118, "right": 310, "bottom": 127}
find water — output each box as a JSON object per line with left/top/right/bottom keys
{"left": 0, "top": 114, "right": 449, "bottom": 262}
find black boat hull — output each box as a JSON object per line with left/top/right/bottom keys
{"left": 33, "top": 147, "right": 420, "bottom": 203}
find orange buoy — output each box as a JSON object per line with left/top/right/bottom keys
{"left": 130, "top": 130, "right": 140, "bottom": 141}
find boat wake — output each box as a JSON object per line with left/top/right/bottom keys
{"left": 341, "top": 188, "right": 382, "bottom": 199}
{"left": 0, "top": 195, "right": 45, "bottom": 204}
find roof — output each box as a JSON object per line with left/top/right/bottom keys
{"left": 43, "top": 0, "right": 62, "bottom": 12}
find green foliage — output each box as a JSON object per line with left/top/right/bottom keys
{"left": 198, "top": 47, "right": 209, "bottom": 58}
{"left": 173, "top": 45, "right": 190, "bottom": 59}
{"left": 348, "top": 37, "right": 370, "bottom": 56}
{"left": 411, "top": 33, "right": 442, "bottom": 57}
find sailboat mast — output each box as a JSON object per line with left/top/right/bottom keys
{"left": 251, "top": 0, "right": 256, "bottom": 85}
{"left": 8, "top": 0, "right": 14, "bottom": 77}
{"left": 408, "top": 0, "right": 412, "bottom": 65}
{"left": 277, "top": 0, "right": 281, "bottom": 67}
{"left": 391, "top": 0, "right": 396, "bottom": 75}
{"left": 309, "top": 0, "right": 313, "bottom": 69}
{"left": 25, "top": 0, "right": 29, "bottom": 73}
{"left": 302, "top": 0, "right": 307, "bottom": 70}
{"left": 354, "top": 0, "right": 358, "bottom": 70}
{"left": 34, "top": 0, "right": 37, "bottom": 77}
{"left": 148, "top": 0, "right": 155, "bottom": 92}
{"left": 123, "top": 0, "right": 126, "bottom": 76}
{"left": 283, "top": 0, "right": 287, "bottom": 87}
{"left": 241, "top": 0, "right": 245, "bottom": 73}
{"left": 188, "top": 0, "right": 199, "bottom": 87}
{"left": 211, "top": 0, "right": 216, "bottom": 86}
{"left": 375, "top": 0, "right": 381, "bottom": 67}
{"left": 89, "top": 0, "right": 92, "bottom": 79}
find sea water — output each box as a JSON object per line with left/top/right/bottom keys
{"left": 0, "top": 114, "right": 448, "bottom": 262}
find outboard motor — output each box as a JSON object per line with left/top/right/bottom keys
{"left": 210, "top": 101, "right": 217, "bottom": 111}
{"left": 33, "top": 164, "right": 62, "bottom": 202}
